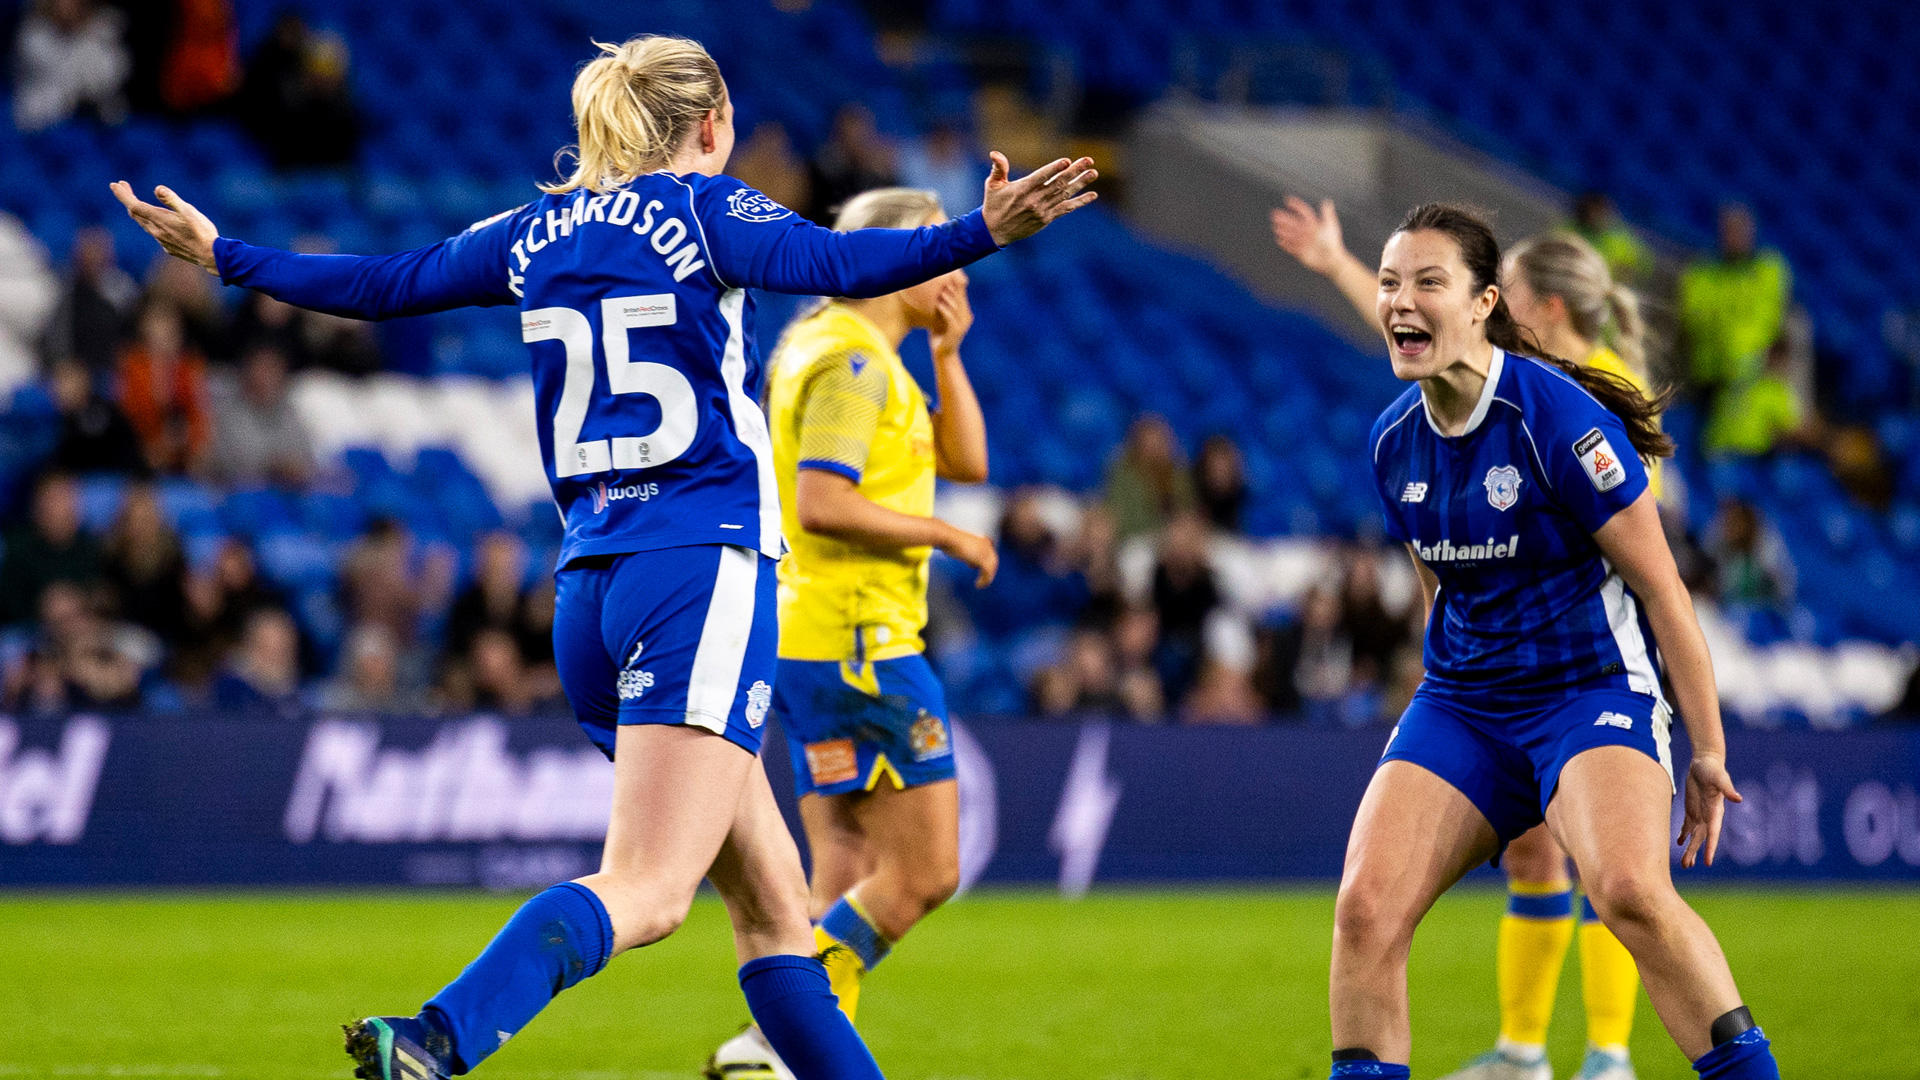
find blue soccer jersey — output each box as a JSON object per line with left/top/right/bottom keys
{"left": 1369, "top": 348, "right": 1662, "bottom": 704}
{"left": 213, "top": 171, "right": 999, "bottom": 566}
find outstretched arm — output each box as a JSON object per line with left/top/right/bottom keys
{"left": 708, "top": 154, "right": 1097, "bottom": 298}
{"left": 112, "top": 182, "right": 518, "bottom": 319}
{"left": 1592, "top": 491, "right": 1741, "bottom": 869}
{"left": 1270, "top": 196, "right": 1379, "bottom": 330}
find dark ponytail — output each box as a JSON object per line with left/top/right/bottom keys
{"left": 1394, "top": 203, "right": 1675, "bottom": 463}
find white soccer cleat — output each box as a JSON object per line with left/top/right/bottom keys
{"left": 1572, "top": 1045, "right": 1634, "bottom": 1080}
{"left": 703, "top": 1025, "right": 796, "bottom": 1080}
{"left": 1437, "top": 1043, "right": 1552, "bottom": 1080}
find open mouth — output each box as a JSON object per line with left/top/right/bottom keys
{"left": 1390, "top": 326, "right": 1432, "bottom": 357}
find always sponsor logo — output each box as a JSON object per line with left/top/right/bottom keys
{"left": 1574, "top": 428, "right": 1627, "bottom": 492}
{"left": 1412, "top": 534, "right": 1521, "bottom": 563}
{"left": 0, "top": 717, "right": 109, "bottom": 845}
{"left": 283, "top": 719, "right": 613, "bottom": 844}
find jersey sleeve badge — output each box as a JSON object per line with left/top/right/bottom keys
{"left": 1573, "top": 428, "right": 1627, "bottom": 492}
{"left": 727, "top": 188, "right": 794, "bottom": 222}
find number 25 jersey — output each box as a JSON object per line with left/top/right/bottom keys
{"left": 212, "top": 170, "right": 1001, "bottom": 567}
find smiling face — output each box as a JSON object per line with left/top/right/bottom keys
{"left": 1375, "top": 228, "right": 1499, "bottom": 382}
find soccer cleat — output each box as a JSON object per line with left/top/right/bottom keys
{"left": 703, "top": 1024, "right": 797, "bottom": 1080}
{"left": 1437, "top": 1046, "right": 1552, "bottom": 1080}
{"left": 343, "top": 1016, "right": 454, "bottom": 1080}
{"left": 1572, "top": 1046, "right": 1634, "bottom": 1080}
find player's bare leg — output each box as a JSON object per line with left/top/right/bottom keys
{"left": 1546, "top": 746, "right": 1742, "bottom": 1062}
{"left": 1331, "top": 760, "right": 1501, "bottom": 1066}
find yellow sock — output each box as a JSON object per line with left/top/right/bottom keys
{"left": 814, "top": 924, "right": 866, "bottom": 1023}
{"left": 1580, "top": 897, "right": 1640, "bottom": 1053}
{"left": 1497, "top": 884, "right": 1576, "bottom": 1048}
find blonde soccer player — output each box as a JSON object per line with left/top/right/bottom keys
{"left": 708, "top": 187, "right": 996, "bottom": 1080}
{"left": 1273, "top": 201, "right": 1669, "bottom": 1080}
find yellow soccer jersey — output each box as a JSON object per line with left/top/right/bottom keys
{"left": 1583, "top": 345, "right": 1664, "bottom": 500}
{"left": 766, "top": 303, "right": 937, "bottom": 663}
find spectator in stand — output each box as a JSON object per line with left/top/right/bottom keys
{"left": 898, "top": 121, "right": 981, "bottom": 216}
{"left": 0, "top": 213, "right": 57, "bottom": 395}
{"left": 1568, "top": 191, "right": 1651, "bottom": 286}
{"left": 806, "top": 103, "right": 897, "bottom": 222}
{"left": 213, "top": 606, "right": 302, "bottom": 711}
{"left": 317, "top": 623, "right": 422, "bottom": 714}
{"left": 1150, "top": 511, "right": 1218, "bottom": 705}
{"left": 962, "top": 488, "right": 1089, "bottom": 640}
{"left": 1193, "top": 434, "right": 1247, "bottom": 534}
{"left": 117, "top": 302, "right": 212, "bottom": 473}
{"left": 238, "top": 14, "right": 359, "bottom": 169}
{"left": 12, "top": 0, "right": 129, "bottom": 130}
{"left": 48, "top": 357, "right": 147, "bottom": 474}
{"left": 1105, "top": 413, "right": 1194, "bottom": 542}
{"left": 1679, "top": 202, "right": 1791, "bottom": 395}
{"left": 1703, "top": 336, "right": 1807, "bottom": 458}
{"left": 1703, "top": 497, "right": 1796, "bottom": 611}
{"left": 100, "top": 482, "right": 188, "bottom": 643}
{"left": 43, "top": 225, "right": 138, "bottom": 380}
{"left": 727, "top": 121, "right": 812, "bottom": 217}
{"left": 157, "top": 0, "right": 240, "bottom": 114}
{"left": 205, "top": 344, "right": 315, "bottom": 488}
{"left": 443, "top": 531, "right": 543, "bottom": 662}
{"left": 0, "top": 472, "right": 100, "bottom": 626}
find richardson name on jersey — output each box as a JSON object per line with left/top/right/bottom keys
{"left": 1414, "top": 534, "right": 1521, "bottom": 563}
{"left": 506, "top": 190, "right": 709, "bottom": 295}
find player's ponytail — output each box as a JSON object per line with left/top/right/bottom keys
{"left": 545, "top": 36, "right": 727, "bottom": 194}
{"left": 1395, "top": 203, "right": 1674, "bottom": 463}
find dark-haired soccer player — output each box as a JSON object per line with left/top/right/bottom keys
{"left": 1320, "top": 202, "right": 1778, "bottom": 1080}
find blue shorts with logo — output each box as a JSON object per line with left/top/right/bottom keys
{"left": 1380, "top": 684, "right": 1674, "bottom": 849}
{"left": 777, "top": 654, "right": 956, "bottom": 797}
{"left": 553, "top": 544, "right": 778, "bottom": 759}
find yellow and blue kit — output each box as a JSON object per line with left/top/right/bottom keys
{"left": 764, "top": 302, "right": 955, "bottom": 797}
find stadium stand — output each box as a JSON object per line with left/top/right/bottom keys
{"left": 0, "top": 0, "right": 1914, "bottom": 726}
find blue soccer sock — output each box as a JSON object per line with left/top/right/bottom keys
{"left": 1329, "top": 1060, "right": 1409, "bottom": 1079}
{"left": 421, "top": 882, "right": 614, "bottom": 1074}
{"left": 1692, "top": 1027, "right": 1780, "bottom": 1080}
{"left": 740, "top": 954, "right": 885, "bottom": 1080}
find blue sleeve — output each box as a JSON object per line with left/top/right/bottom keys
{"left": 1538, "top": 391, "right": 1649, "bottom": 535}
{"left": 691, "top": 177, "right": 1000, "bottom": 297}
{"left": 213, "top": 207, "right": 526, "bottom": 319}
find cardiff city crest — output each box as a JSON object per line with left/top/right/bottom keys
{"left": 1483, "top": 465, "right": 1523, "bottom": 511}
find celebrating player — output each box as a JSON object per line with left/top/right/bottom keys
{"left": 1275, "top": 201, "right": 1658, "bottom": 1080}
{"left": 114, "top": 34, "right": 1094, "bottom": 1080}
{"left": 708, "top": 187, "right": 994, "bottom": 1080}
{"left": 1316, "top": 203, "right": 1779, "bottom": 1080}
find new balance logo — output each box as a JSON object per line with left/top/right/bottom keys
{"left": 1401, "top": 482, "right": 1428, "bottom": 503}
{"left": 1595, "top": 711, "right": 1634, "bottom": 730}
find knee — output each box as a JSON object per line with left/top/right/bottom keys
{"left": 1333, "top": 877, "right": 1414, "bottom": 957}
{"left": 1583, "top": 866, "right": 1675, "bottom": 932}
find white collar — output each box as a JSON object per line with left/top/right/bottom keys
{"left": 1422, "top": 346, "right": 1504, "bottom": 438}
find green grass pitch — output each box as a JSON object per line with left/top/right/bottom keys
{"left": 2, "top": 886, "right": 1913, "bottom": 1079}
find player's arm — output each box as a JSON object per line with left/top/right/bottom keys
{"left": 792, "top": 356, "right": 996, "bottom": 586}
{"left": 1591, "top": 491, "right": 1742, "bottom": 869}
{"left": 112, "top": 182, "right": 518, "bottom": 318}
{"left": 1270, "top": 195, "right": 1380, "bottom": 330}
{"left": 926, "top": 279, "right": 989, "bottom": 484}
{"left": 702, "top": 155, "right": 1097, "bottom": 298}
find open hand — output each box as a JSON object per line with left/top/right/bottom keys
{"left": 981, "top": 152, "right": 1098, "bottom": 246}
{"left": 1270, "top": 195, "right": 1347, "bottom": 276}
{"left": 1678, "top": 753, "right": 1742, "bottom": 868}
{"left": 928, "top": 276, "right": 973, "bottom": 359}
{"left": 111, "top": 181, "right": 221, "bottom": 274}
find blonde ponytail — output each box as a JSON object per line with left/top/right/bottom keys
{"left": 544, "top": 36, "right": 727, "bottom": 195}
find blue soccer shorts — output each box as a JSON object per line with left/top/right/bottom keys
{"left": 776, "top": 654, "right": 957, "bottom": 798}
{"left": 1380, "top": 685, "right": 1675, "bottom": 848}
{"left": 553, "top": 544, "right": 778, "bottom": 759}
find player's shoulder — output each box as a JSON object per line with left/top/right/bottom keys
{"left": 1369, "top": 383, "right": 1426, "bottom": 461}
